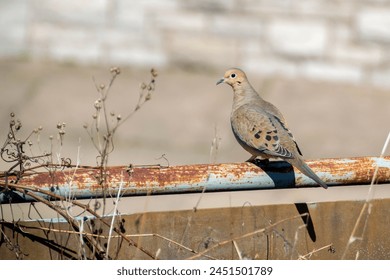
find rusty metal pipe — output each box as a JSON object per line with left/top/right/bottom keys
{"left": 1, "top": 156, "right": 389, "bottom": 204}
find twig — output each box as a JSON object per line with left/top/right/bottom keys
{"left": 105, "top": 172, "right": 124, "bottom": 259}
{"left": 209, "top": 125, "right": 221, "bottom": 164}
{"left": 233, "top": 240, "right": 243, "bottom": 260}
{"left": 298, "top": 243, "right": 334, "bottom": 260}
{"left": 290, "top": 224, "right": 307, "bottom": 260}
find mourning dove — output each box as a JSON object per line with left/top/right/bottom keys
{"left": 217, "top": 68, "right": 328, "bottom": 189}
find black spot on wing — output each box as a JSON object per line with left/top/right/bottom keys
{"left": 254, "top": 130, "right": 262, "bottom": 139}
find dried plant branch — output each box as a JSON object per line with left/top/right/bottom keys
{"left": 298, "top": 243, "right": 334, "bottom": 260}
{"left": 209, "top": 125, "right": 221, "bottom": 164}
{"left": 1, "top": 221, "right": 216, "bottom": 260}
{"left": 105, "top": 172, "right": 124, "bottom": 259}
{"left": 1, "top": 67, "right": 159, "bottom": 260}
{"left": 0, "top": 180, "right": 156, "bottom": 259}
{"left": 3, "top": 183, "right": 106, "bottom": 259}
{"left": 85, "top": 68, "right": 158, "bottom": 216}
{"left": 232, "top": 240, "right": 243, "bottom": 260}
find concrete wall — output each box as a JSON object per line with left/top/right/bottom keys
{"left": 1, "top": 0, "right": 390, "bottom": 87}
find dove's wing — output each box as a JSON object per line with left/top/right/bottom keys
{"left": 231, "top": 106, "right": 298, "bottom": 159}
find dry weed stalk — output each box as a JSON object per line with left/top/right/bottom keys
{"left": 85, "top": 67, "right": 157, "bottom": 215}
{"left": 341, "top": 131, "right": 390, "bottom": 259}
{"left": 1, "top": 113, "right": 52, "bottom": 183}
{"left": 209, "top": 125, "right": 221, "bottom": 164}
{"left": 1, "top": 180, "right": 155, "bottom": 259}
{"left": 298, "top": 243, "right": 334, "bottom": 260}
{"left": 0, "top": 67, "right": 158, "bottom": 260}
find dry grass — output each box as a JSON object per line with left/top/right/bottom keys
{"left": 342, "top": 131, "right": 390, "bottom": 259}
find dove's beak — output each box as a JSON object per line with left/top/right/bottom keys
{"left": 216, "top": 78, "right": 225, "bottom": 85}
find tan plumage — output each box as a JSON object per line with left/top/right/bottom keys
{"left": 217, "top": 68, "right": 328, "bottom": 189}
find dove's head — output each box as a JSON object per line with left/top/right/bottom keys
{"left": 216, "top": 68, "right": 248, "bottom": 89}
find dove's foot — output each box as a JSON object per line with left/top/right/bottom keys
{"left": 246, "top": 155, "right": 257, "bottom": 163}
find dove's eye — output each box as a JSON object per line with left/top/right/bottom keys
{"left": 230, "top": 73, "right": 236, "bottom": 78}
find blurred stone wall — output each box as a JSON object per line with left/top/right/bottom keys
{"left": 1, "top": 0, "right": 390, "bottom": 87}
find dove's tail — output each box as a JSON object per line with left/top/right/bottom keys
{"left": 286, "top": 158, "right": 328, "bottom": 189}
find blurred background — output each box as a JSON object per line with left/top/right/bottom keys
{"left": 0, "top": 0, "right": 389, "bottom": 169}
